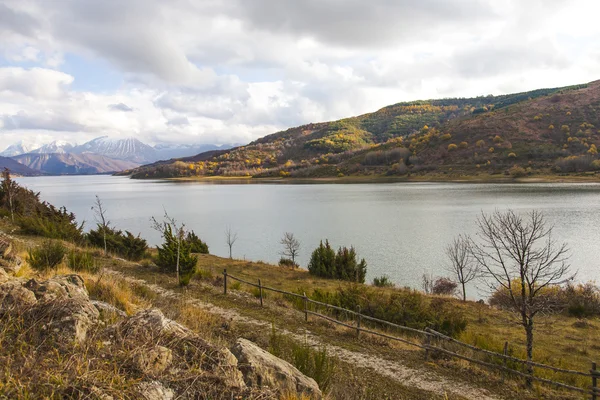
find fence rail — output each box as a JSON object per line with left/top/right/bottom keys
{"left": 222, "top": 269, "right": 598, "bottom": 399}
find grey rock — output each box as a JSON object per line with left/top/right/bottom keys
{"left": 137, "top": 381, "right": 174, "bottom": 400}
{"left": 231, "top": 338, "right": 322, "bottom": 398}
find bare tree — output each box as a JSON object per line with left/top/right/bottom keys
{"left": 225, "top": 227, "right": 238, "bottom": 259}
{"left": 469, "top": 210, "right": 572, "bottom": 385}
{"left": 445, "top": 234, "right": 479, "bottom": 301}
{"left": 280, "top": 232, "right": 300, "bottom": 265}
{"left": 91, "top": 195, "right": 110, "bottom": 256}
{"left": 151, "top": 210, "right": 186, "bottom": 283}
{"left": 422, "top": 272, "right": 434, "bottom": 295}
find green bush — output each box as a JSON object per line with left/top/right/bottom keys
{"left": 562, "top": 282, "right": 600, "bottom": 318}
{"left": 278, "top": 257, "right": 298, "bottom": 268}
{"left": 66, "top": 249, "right": 100, "bottom": 273}
{"left": 87, "top": 226, "right": 148, "bottom": 261}
{"left": 306, "top": 285, "right": 468, "bottom": 338}
{"left": 186, "top": 231, "right": 209, "bottom": 254}
{"left": 269, "top": 327, "right": 336, "bottom": 391}
{"left": 373, "top": 275, "right": 395, "bottom": 288}
{"left": 155, "top": 224, "right": 197, "bottom": 286}
{"left": 308, "top": 240, "right": 367, "bottom": 283}
{"left": 27, "top": 240, "right": 66, "bottom": 271}
{"left": 1, "top": 170, "right": 83, "bottom": 242}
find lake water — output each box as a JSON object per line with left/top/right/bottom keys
{"left": 15, "top": 175, "right": 600, "bottom": 297}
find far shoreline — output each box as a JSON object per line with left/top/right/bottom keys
{"left": 129, "top": 173, "right": 600, "bottom": 185}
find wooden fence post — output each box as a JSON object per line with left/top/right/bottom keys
{"left": 502, "top": 341, "right": 509, "bottom": 382}
{"left": 356, "top": 305, "right": 361, "bottom": 338}
{"left": 223, "top": 269, "right": 227, "bottom": 295}
{"left": 424, "top": 334, "right": 431, "bottom": 361}
{"left": 592, "top": 362, "right": 598, "bottom": 400}
{"left": 303, "top": 292, "right": 308, "bottom": 322}
{"left": 258, "top": 279, "right": 263, "bottom": 307}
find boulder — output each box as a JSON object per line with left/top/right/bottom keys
{"left": 0, "top": 280, "right": 37, "bottom": 309}
{"left": 116, "top": 309, "right": 191, "bottom": 340}
{"left": 24, "top": 274, "right": 89, "bottom": 303}
{"left": 0, "top": 267, "right": 9, "bottom": 284}
{"left": 0, "top": 235, "right": 11, "bottom": 258}
{"left": 132, "top": 346, "right": 173, "bottom": 375}
{"left": 91, "top": 300, "right": 127, "bottom": 319}
{"left": 30, "top": 297, "right": 100, "bottom": 344}
{"left": 0, "top": 256, "right": 21, "bottom": 275}
{"left": 231, "top": 338, "right": 322, "bottom": 399}
{"left": 137, "top": 381, "right": 174, "bottom": 400}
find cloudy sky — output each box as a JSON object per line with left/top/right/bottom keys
{"left": 0, "top": 0, "right": 599, "bottom": 149}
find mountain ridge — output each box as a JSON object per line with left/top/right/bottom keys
{"left": 127, "top": 80, "right": 599, "bottom": 179}
{"left": 12, "top": 153, "right": 139, "bottom": 175}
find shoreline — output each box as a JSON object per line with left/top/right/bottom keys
{"left": 131, "top": 173, "right": 600, "bottom": 185}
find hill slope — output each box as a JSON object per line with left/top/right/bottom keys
{"left": 127, "top": 81, "right": 598, "bottom": 180}
{"left": 0, "top": 156, "right": 41, "bottom": 176}
{"left": 13, "top": 153, "right": 139, "bottom": 175}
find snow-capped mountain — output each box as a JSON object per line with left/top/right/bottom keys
{"left": 29, "top": 140, "right": 74, "bottom": 154}
{"left": 0, "top": 139, "right": 44, "bottom": 157}
{"left": 2, "top": 136, "right": 238, "bottom": 165}
{"left": 72, "top": 136, "right": 157, "bottom": 164}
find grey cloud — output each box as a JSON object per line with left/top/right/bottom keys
{"left": 1, "top": 111, "right": 85, "bottom": 132}
{"left": 0, "top": 3, "right": 40, "bottom": 37}
{"left": 452, "top": 40, "right": 570, "bottom": 78}
{"left": 166, "top": 116, "right": 189, "bottom": 126}
{"left": 108, "top": 102, "right": 134, "bottom": 112}
{"left": 232, "top": 0, "right": 497, "bottom": 48}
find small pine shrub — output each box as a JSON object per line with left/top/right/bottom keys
{"left": 373, "top": 275, "right": 395, "bottom": 288}
{"left": 27, "top": 240, "right": 66, "bottom": 271}
{"left": 155, "top": 224, "right": 198, "bottom": 286}
{"left": 87, "top": 226, "right": 148, "bottom": 261}
{"left": 279, "top": 257, "right": 298, "bottom": 268}
{"left": 66, "top": 249, "right": 100, "bottom": 273}
{"left": 186, "top": 231, "right": 209, "bottom": 254}
{"left": 308, "top": 240, "right": 367, "bottom": 283}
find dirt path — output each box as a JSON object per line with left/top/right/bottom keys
{"left": 106, "top": 268, "right": 500, "bottom": 400}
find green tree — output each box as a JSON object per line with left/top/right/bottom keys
{"left": 308, "top": 240, "right": 367, "bottom": 283}
{"left": 151, "top": 211, "right": 197, "bottom": 286}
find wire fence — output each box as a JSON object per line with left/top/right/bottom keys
{"left": 222, "top": 269, "right": 599, "bottom": 399}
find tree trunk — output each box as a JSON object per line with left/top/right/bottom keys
{"left": 229, "top": 245, "right": 232, "bottom": 259}
{"left": 103, "top": 227, "right": 107, "bottom": 256}
{"left": 8, "top": 189, "right": 14, "bottom": 223}
{"left": 525, "top": 319, "right": 534, "bottom": 388}
{"left": 461, "top": 281, "right": 467, "bottom": 302}
{"left": 176, "top": 238, "right": 180, "bottom": 284}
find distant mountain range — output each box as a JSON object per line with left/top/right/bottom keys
{"left": 12, "top": 153, "right": 139, "bottom": 175}
{"left": 0, "top": 137, "right": 236, "bottom": 176}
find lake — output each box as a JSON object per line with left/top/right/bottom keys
{"left": 15, "top": 175, "right": 600, "bottom": 297}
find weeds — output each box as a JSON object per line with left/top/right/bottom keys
{"left": 27, "top": 240, "right": 66, "bottom": 271}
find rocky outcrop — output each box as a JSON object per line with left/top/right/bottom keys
{"left": 0, "top": 234, "right": 21, "bottom": 275}
{"left": 0, "top": 274, "right": 99, "bottom": 343}
{"left": 132, "top": 346, "right": 173, "bottom": 375}
{"left": 137, "top": 381, "right": 174, "bottom": 400}
{"left": 0, "top": 279, "right": 37, "bottom": 309}
{"left": 115, "top": 308, "right": 191, "bottom": 340}
{"left": 0, "top": 264, "right": 318, "bottom": 399}
{"left": 231, "top": 338, "right": 322, "bottom": 399}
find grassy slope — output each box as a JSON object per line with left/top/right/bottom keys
{"left": 125, "top": 81, "right": 600, "bottom": 180}
{"left": 3, "top": 218, "right": 597, "bottom": 399}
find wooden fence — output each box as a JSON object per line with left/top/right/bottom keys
{"left": 222, "top": 269, "right": 599, "bottom": 399}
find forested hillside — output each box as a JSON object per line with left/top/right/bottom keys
{"left": 126, "top": 81, "right": 599, "bottom": 180}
